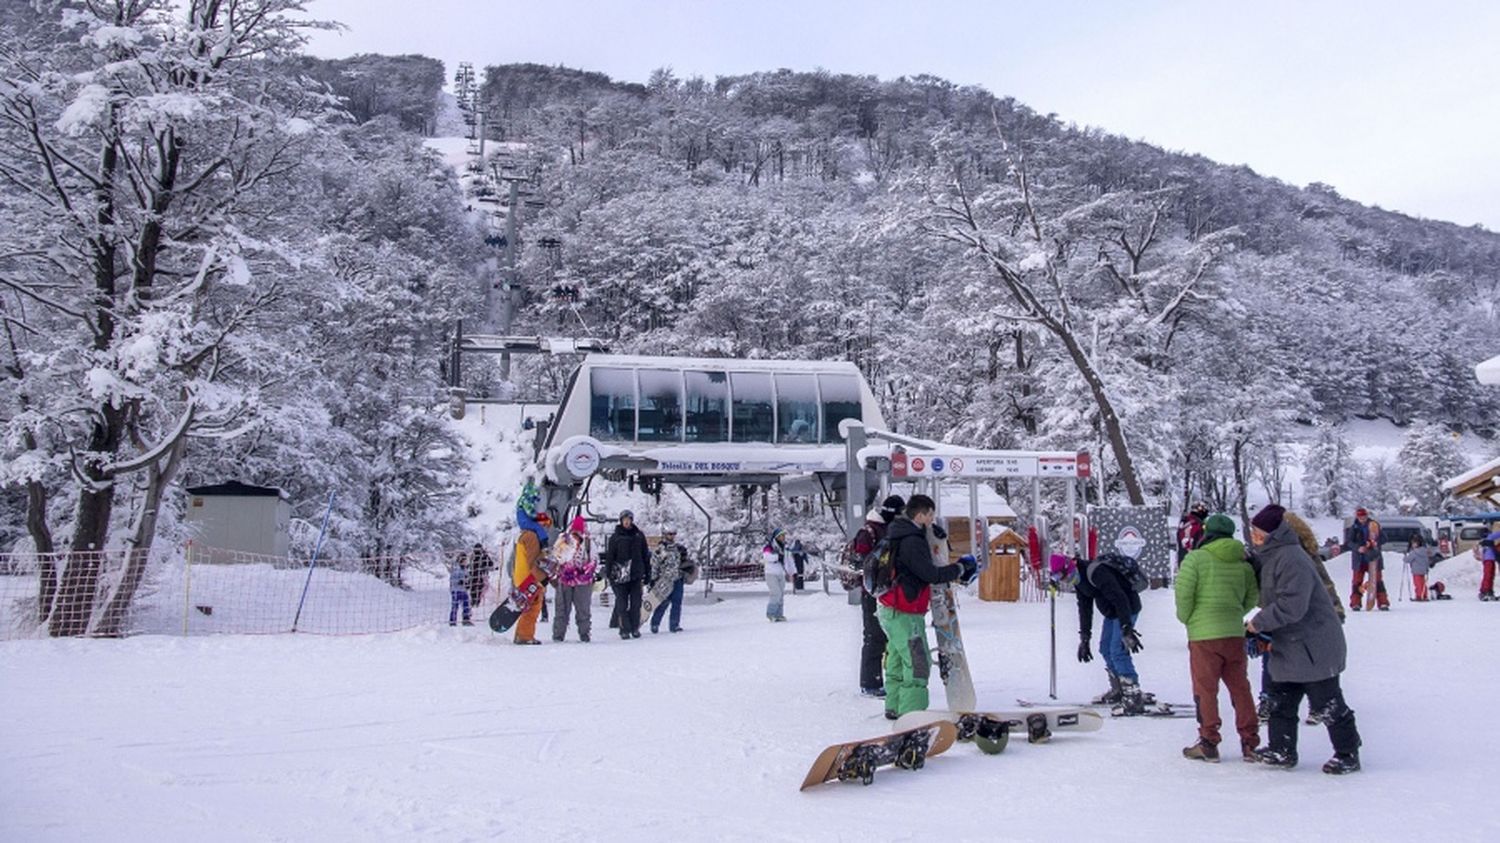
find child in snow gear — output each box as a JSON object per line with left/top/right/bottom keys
{"left": 649, "top": 526, "right": 691, "bottom": 633}
{"left": 448, "top": 552, "right": 472, "bottom": 626}
{"left": 604, "top": 510, "right": 650, "bottom": 639}
{"left": 1074, "top": 552, "right": 1147, "bottom": 714}
{"left": 764, "top": 527, "right": 793, "bottom": 621}
{"left": 1403, "top": 534, "right": 1441, "bottom": 601}
{"left": 876, "top": 495, "right": 965, "bottom": 719}
{"left": 845, "top": 495, "right": 903, "bottom": 697}
{"left": 1248, "top": 505, "right": 1362, "bottom": 775}
{"left": 1175, "top": 514, "right": 1260, "bottom": 762}
{"left": 552, "top": 517, "right": 596, "bottom": 642}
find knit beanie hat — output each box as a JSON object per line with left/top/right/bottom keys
{"left": 1203, "top": 513, "right": 1236, "bottom": 539}
{"left": 1250, "top": 504, "right": 1285, "bottom": 534}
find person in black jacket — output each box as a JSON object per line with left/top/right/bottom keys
{"left": 604, "top": 510, "right": 651, "bottom": 639}
{"left": 1074, "top": 553, "right": 1147, "bottom": 714}
{"left": 876, "top": 495, "right": 976, "bottom": 719}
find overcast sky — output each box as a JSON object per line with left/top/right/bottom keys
{"left": 301, "top": 0, "right": 1500, "bottom": 230}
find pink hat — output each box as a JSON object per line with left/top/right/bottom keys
{"left": 569, "top": 516, "right": 586, "bottom": 534}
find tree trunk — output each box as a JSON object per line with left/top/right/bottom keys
{"left": 94, "top": 436, "right": 186, "bottom": 637}
{"left": 1056, "top": 329, "right": 1144, "bottom": 505}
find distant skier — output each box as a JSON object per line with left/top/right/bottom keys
{"left": 843, "top": 495, "right": 904, "bottom": 698}
{"left": 604, "top": 510, "right": 650, "bottom": 639}
{"left": 790, "top": 539, "right": 809, "bottom": 591}
{"left": 763, "top": 528, "right": 793, "bottom": 621}
{"left": 551, "top": 517, "right": 596, "bottom": 642}
{"left": 466, "top": 543, "right": 494, "bottom": 608}
{"left": 1403, "top": 534, "right": 1441, "bottom": 602}
{"left": 649, "top": 525, "right": 691, "bottom": 633}
{"left": 448, "top": 551, "right": 472, "bottom": 626}
{"left": 1073, "top": 551, "right": 1148, "bottom": 715}
{"left": 1246, "top": 504, "right": 1363, "bottom": 774}
{"left": 876, "top": 495, "right": 973, "bottom": 719}
{"left": 1175, "top": 501, "right": 1209, "bottom": 568}
{"left": 1174, "top": 513, "right": 1260, "bottom": 762}
{"left": 1345, "top": 508, "right": 1387, "bottom": 611}
{"left": 1480, "top": 521, "right": 1499, "bottom": 601}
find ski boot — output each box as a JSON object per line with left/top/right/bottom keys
{"left": 1091, "top": 670, "right": 1123, "bottom": 705}
{"left": 1322, "top": 752, "right": 1361, "bottom": 775}
{"left": 1111, "top": 677, "right": 1147, "bottom": 716}
{"left": 1480, "top": 591, "right": 1496, "bottom": 602}
{"left": 1256, "top": 694, "right": 1272, "bottom": 723}
{"left": 973, "top": 720, "right": 1011, "bottom": 755}
{"left": 1253, "top": 747, "right": 1298, "bottom": 769}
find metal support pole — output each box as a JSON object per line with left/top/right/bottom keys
{"left": 292, "top": 492, "right": 336, "bottom": 633}
{"left": 498, "top": 177, "right": 521, "bottom": 380}
{"left": 677, "top": 485, "right": 713, "bottom": 599}
{"left": 843, "top": 422, "right": 867, "bottom": 539}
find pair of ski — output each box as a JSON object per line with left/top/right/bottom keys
{"left": 1015, "top": 697, "right": 1196, "bottom": 719}
{"left": 800, "top": 706, "right": 1103, "bottom": 790}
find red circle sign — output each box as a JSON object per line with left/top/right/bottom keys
{"left": 911, "top": 457, "right": 926, "bottom": 473}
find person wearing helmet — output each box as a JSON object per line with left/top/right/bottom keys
{"left": 763, "top": 527, "right": 792, "bottom": 621}
{"left": 842, "top": 494, "right": 905, "bottom": 697}
{"left": 1176, "top": 501, "right": 1210, "bottom": 569}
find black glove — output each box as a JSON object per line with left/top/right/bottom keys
{"left": 1076, "top": 638, "right": 1092, "bottom": 663}
{"left": 956, "top": 554, "right": 978, "bottom": 585}
{"left": 1120, "top": 626, "right": 1144, "bottom": 654}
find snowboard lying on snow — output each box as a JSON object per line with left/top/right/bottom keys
{"left": 894, "top": 706, "right": 1104, "bottom": 752}
{"left": 801, "top": 721, "right": 958, "bottom": 790}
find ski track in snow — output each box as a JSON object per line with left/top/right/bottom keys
{"left": 4, "top": 577, "right": 1500, "bottom": 842}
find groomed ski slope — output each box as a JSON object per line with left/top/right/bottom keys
{"left": 4, "top": 574, "right": 1498, "bottom": 842}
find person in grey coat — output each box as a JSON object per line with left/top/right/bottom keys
{"left": 1246, "top": 504, "right": 1362, "bottom": 774}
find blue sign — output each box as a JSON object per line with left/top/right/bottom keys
{"left": 931, "top": 457, "right": 945, "bottom": 473}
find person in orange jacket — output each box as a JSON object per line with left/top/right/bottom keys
{"left": 512, "top": 511, "right": 552, "bottom": 645}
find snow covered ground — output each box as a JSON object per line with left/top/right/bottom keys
{"left": 5, "top": 570, "right": 1499, "bottom": 842}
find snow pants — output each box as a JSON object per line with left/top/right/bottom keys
{"left": 1412, "top": 573, "right": 1428, "bottom": 601}
{"left": 1189, "top": 637, "right": 1259, "bottom": 751}
{"left": 1265, "top": 674, "right": 1361, "bottom": 759}
{"left": 449, "top": 590, "right": 471, "bottom": 625}
{"left": 650, "top": 579, "right": 685, "bottom": 632}
{"left": 860, "top": 589, "right": 888, "bottom": 692}
{"left": 552, "top": 583, "right": 593, "bottom": 641}
{"left": 514, "top": 589, "right": 543, "bottom": 642}
{"left": 1481, "top": 559, "right": 1495, "bottom": 596}
{"left": 876, "top": 606, "right": 931, "bottom": 717}
{"left": 612, "top": 581, "right": 643, "bottom": 636}
{"left": 1351, "top": 558, "right": 1389, "bottom": 609}
{"left": 765, "top": 572, "right": 786, "bottom": 620}
{"left": 1099, "top": 613, "right": 1139, "bottom": 682}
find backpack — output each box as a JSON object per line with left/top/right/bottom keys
{"left": 1095, "top": 552, "right": 1149, "bottom": 594}
{"left": 861, "top": 537, "right": 896, "bottom": 597}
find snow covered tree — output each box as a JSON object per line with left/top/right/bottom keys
{"left": 1301, "top": 424, "right": 1353, "bottom": 516}
{"left": 1396, "top": 422, "right": 1469, "bottom": 513}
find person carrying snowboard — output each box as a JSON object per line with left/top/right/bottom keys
{"left": 1247, "top": 504, "right": 1363, "bottom": 774}
{"left": 844, "top": 495, "right": 904, "bottom": 698}
{"left": 1345, "top": 508, "right": 1387, "bottom": 611}
{"left": 649, "top": 525, "right": 691, "bottom": 633}
{"left": 551, "top": 517, "right": 596, "bottom": 642}
{"left": 1073, "top": 551, "right": 1148, "bottom": 715}
{"left": 604, "top": 510, "right": 650, "bottom": 639}
{"left": 763, "top": 528, "right": 793, "bottom": 621}
{"left": 511, "top": 509, "right": 552, "bottom": 645}
{"left": 1174, "top": 513, "right": 1260, "bottom": 762}
{"left": 876, "top": 494, "right": 975, "bottom": 720}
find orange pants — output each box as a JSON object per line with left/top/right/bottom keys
{"left": 514, "top": 591, "right": 543, "bottom": 642}
{"left": 1412, "top": 574, "right": 1428, "bottom": 601}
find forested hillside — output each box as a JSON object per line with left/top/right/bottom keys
{"left": 472, "top": 63, "right": 1498, "bottom": 512}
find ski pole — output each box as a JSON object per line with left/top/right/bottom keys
{"left": 292, "top": 491, "right": 336, "bottom": 633}
{"left": 1400, "top": 561, "right": 1409, "bottom": 602}
{"left": 1049, "top": 582, "right": 1057, "bottom": 700}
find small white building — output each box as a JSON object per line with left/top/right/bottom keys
{"left": 184, "top": 481, "right": 291, "bottom": 563}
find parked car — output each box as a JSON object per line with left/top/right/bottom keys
{"left": 1437, "top": 513, "right": 1500, "bottom": 557}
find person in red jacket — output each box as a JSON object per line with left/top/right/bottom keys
{"left": 876, "top": 495, "right": 975, "bottom": 719}
{"left": 1176, "top": 501, "right": 1209, "bottom": 570}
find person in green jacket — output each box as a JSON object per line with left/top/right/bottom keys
{"left": 1175, "top": 513, "right": 1261, "bottom": 763}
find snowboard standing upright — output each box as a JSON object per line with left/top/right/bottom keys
{"left": 801, "top": 721, "right": 958, "bottom": 790}
{"left": 929, "top": 582, "right": 976, "bottom": 712}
